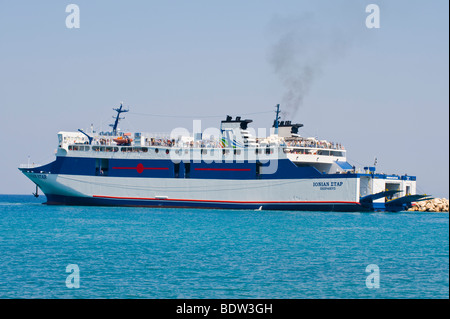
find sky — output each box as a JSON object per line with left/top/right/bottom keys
{"left": 0, "top": 0, "right": 448, "bottom": 197}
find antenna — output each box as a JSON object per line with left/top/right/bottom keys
{"left": 110, "top": 102, "right": 129, "bottom": 135}
{"left": 274, "top": 104, "right": 281, "bottom": 135}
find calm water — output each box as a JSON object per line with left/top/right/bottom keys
{"left": 0, "top": 195, "right": 448, "bottom": 299}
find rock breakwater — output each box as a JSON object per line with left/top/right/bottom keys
{"left": 407, "top": 198, "right": 449, "bottom": 212}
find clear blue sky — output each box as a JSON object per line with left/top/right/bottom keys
{"left": 0, "top": 0, "right": 448, "bottom": 197}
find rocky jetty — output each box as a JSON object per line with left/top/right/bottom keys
{"left": 408, "top": 198, "right": 449, "bottom": 212}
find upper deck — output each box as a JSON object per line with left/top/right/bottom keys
{"left": 52, "top": 105, "right": 351, "bottom": 174}
{"left": 55, "top": 130, "right": 350, "bottom": 175}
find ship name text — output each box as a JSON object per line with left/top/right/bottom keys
{"left": 313, "top": 181, "right": 343, "bottom": 190}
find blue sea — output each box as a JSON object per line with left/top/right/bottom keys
{"left": 0, "top": 195, "right": 448, "bottom": 299}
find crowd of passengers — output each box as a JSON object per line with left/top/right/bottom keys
{"left": 72, "top": 136, "right": 344, "bottom": 150}
{"left": 285, "top": 140, "right": 344, "bottom": 150}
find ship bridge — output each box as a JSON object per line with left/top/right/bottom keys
{"left": 273, "top": 119, "right": 351, "bottom": 175}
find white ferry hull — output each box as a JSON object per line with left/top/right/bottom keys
{"left": 23, "top": 171, "right": 363, "bottom": 211}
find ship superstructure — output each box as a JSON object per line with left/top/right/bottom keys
{"left": 19, "top": 103, "right": 428, "bottom": 211}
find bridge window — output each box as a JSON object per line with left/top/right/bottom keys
{"left": 331, "top": 151, "right": 343, "bottom": 157}
{"left": 317, "top": 150, "right": 330, "bottom": 156}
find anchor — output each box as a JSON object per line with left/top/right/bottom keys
{"left": 32, "top": 184, "right": 39, "bottom": 198}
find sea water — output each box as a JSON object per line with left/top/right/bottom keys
{"left": 0, "top": 195, "right": 448, "bottom": 299}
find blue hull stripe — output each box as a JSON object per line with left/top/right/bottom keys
{"left": 21, "top": 157, "right": 415, "bottom": 181}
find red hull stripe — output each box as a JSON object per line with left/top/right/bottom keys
{"left": 92, "top": 195, "right": 360, "bottom": 205}
{"left": 112, "top": 164, "right": 169, "bottom": 174}
{"left": 194, "top": 168, "right": 251, "bottom": 171}
{"left": 112, "top": 167, "right": 168, "bottom": 170}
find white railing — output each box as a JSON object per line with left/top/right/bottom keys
{"left": 19, "top": 163, "right": 40, "bottom": 169}
{"left": 285, "top": 147, "right": 346, "bottom": 156}
{"left": 285, "top": 143, "right": 345, "bottom": 151}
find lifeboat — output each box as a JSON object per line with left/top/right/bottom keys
{"left": 113, "top": 136, "right": 133, "bottom": 145}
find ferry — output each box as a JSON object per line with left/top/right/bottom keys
{"left": 19, "top": 103, "right": 429, "bottom": 212}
